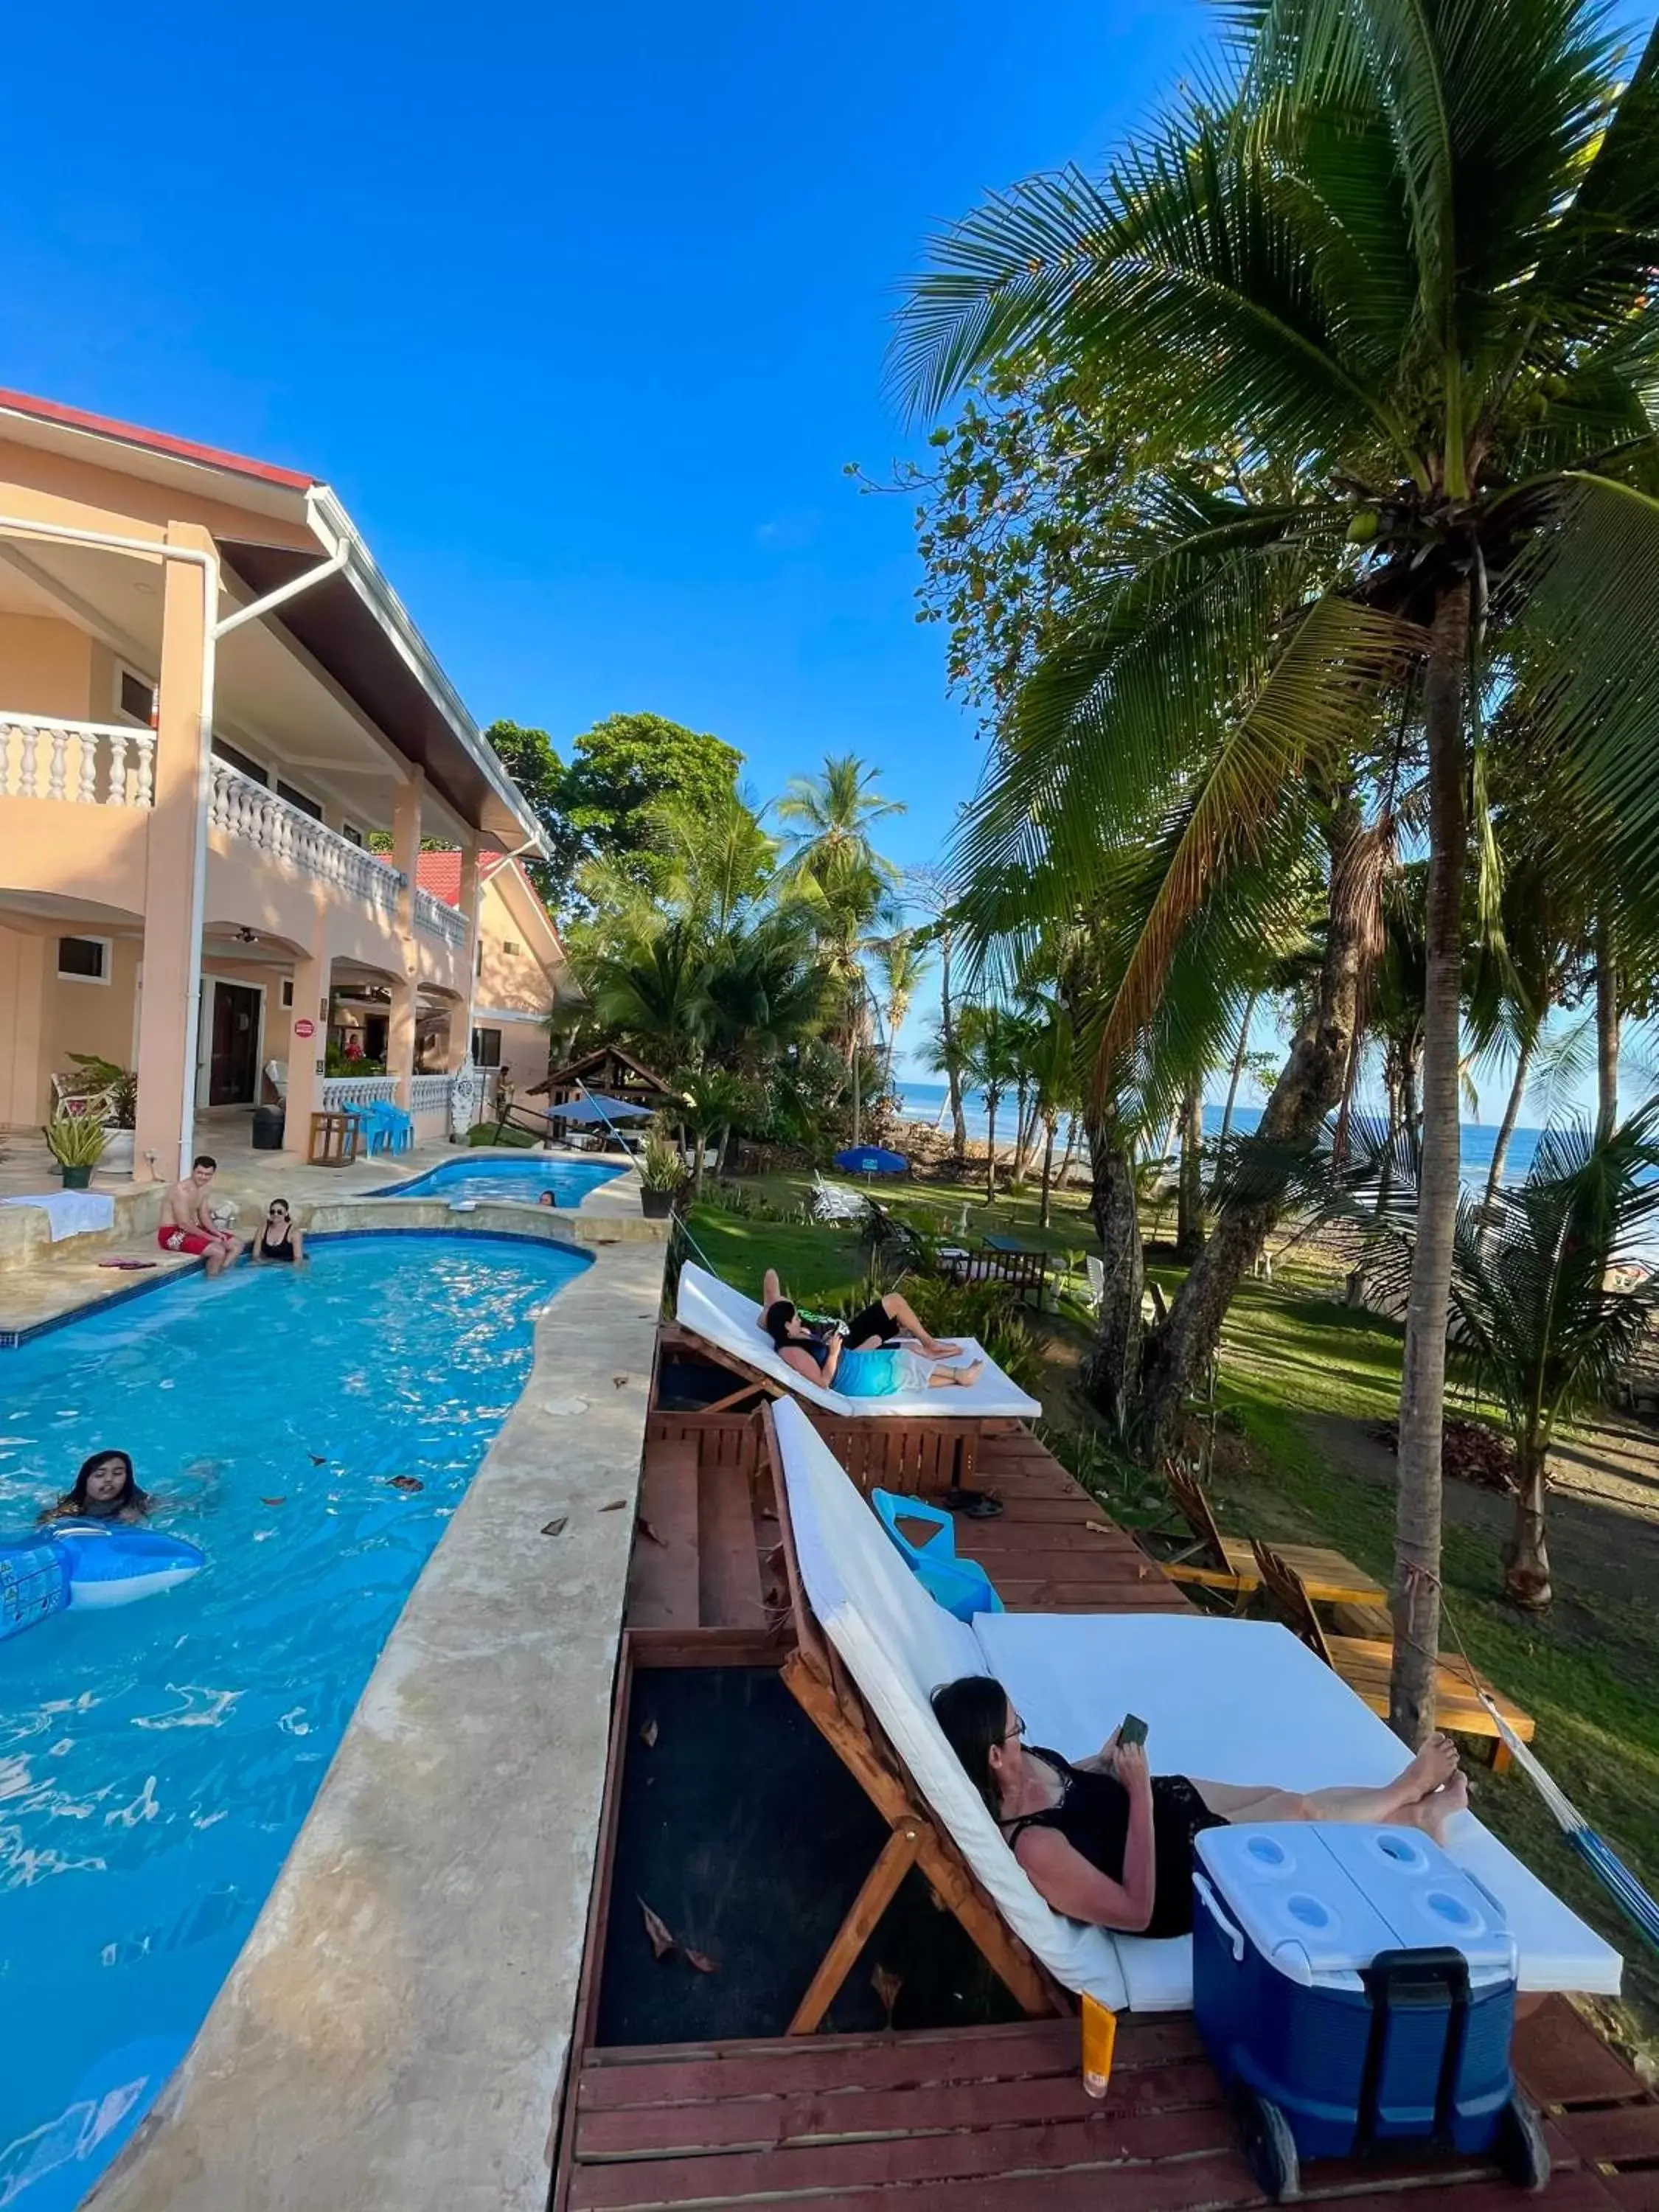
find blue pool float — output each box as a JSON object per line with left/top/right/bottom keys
{"left": 0, "top": 1520, "right": 206, "bottom": 1642}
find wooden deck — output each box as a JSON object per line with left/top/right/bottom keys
{"left": 557, "top": 1997, "right": 1659, "bottom": 2210}
{"left": 566, "top": 1380, "right": 1657, "bottom": 2212}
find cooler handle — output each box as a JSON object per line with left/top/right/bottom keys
{"left": 1193, "top": 1873, "right": 1246, "bottom": 1963}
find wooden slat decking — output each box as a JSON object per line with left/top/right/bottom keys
{"left": 557, "top": 1996, "right": 1659, "bottom": 2211}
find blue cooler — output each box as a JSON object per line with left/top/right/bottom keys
{"left": 1193, "top": 1824, "right": 1549, "bottom": 2199}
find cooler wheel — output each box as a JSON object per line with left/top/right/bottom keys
{"left": 1496, "top": 2089, "right": 1551, "bottom": 2193}
{"left": 1235, "top": 2089, "right": 1301, "bottom": 2202}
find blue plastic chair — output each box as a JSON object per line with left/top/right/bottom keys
{"left": 871, "top": 1489, "right": 1004, "bottom": 1621}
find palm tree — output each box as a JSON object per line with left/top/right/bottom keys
{"left": 956, "top": 1001, "right": 1022, "bottom": 1203}
{"left": 908, "top": 866, "right": 970, "bottom": 1153}
{"left": 895, "top": 1, "right": 1659, "bottom": 1740}
{"left": 871, "top": 928, "right": 933, "bottom": 1092}
{"left": 776, "top": 753, "right": 905, "bottom": 884}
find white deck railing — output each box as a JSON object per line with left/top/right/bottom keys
{"left": 413, "top": 884, "right": 467, "bottom": 950}
{"left": 321, "top": 1074, "right": 400, "bottom": 1111}
{"left": 0, "top": 714, "right": 156, "bottom": 805}
{"left": 209, "top": 762, "right": 402, "bottom": 914}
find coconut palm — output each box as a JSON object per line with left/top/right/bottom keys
{"left": 871, "top": 928, "right": 933, "bottom": 1092}
{"left": 956, "top": 1002, "right": 1023, "bottom": 1203}
{"left": 894, "top": 0, "right": 1659, "bottom": 1739}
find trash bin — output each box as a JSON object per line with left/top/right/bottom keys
{"left": 251, "top": 1105, "right": 285, "bottom": 1152}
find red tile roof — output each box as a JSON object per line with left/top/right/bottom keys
{"left": 0, "top": 385, "right": 318, "bottom": 490}
{"left": 414, "top": 849, "right": 509, "bottom": 905}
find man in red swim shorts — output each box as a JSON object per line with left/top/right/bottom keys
{"left": 158, "top": 1155, "right": 242, "bottom": 1277}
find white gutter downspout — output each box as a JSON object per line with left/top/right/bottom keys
{"left": 0, "top": 497, "right": 352, "bottom": 1176}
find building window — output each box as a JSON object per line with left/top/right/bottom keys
{"left": 341, "top": 823, "right": 364, "bottom": 847}
{"left": 502, "top": 939, "right": 521, "bottom": 956}
{"left": 280, "top": 978, "right": 295, "bottom": 1009}
{"left": 212, "top": 736, "right": 268, "bottom": 785}
{"left": 276, "top": 781, "right": 323, "bottom": 821}
{"left": 471, "top": 1028, "right": 502, "bottom": 1068}
{"left": 117, "top": 669, "right": 156, "bottom": 726}
{"left": 58, "top": 935, "right": 111, "bottom": 983}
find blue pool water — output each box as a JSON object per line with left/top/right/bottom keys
{"left": 0, "top": 1233, "right": 586, "bottom": 2210}
{"left": 373, "top": 1154, "right": 623, "bottom": 1206}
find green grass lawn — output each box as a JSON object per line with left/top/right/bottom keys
{"left": 690, "top": 1172, "right": 1659, "bottom": 2056}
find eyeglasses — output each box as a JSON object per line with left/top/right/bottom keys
{"left": 268, "top": 1206, "right": 289, "bottom": 1218}
{"left": 1002, "top": 1714, "right": 1026, "bottom": 1743}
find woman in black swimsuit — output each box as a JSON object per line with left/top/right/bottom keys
{"left": 251, "top": 1199, "right": 305, "bottom": 1265}
{"left": 931, "top": 1677, "right": 1469, "bottom": 1937}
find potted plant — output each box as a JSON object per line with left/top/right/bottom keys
{"left": 66, "top": 1052, "right": 137, "bottom": 1174}
{"left": 638, "top": 1131, "right": 686, "bottom": 1219}
{"left": 44, "top": 1107, "right": 108, "bottom": 1190}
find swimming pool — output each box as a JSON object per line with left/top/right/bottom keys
{"left": 0, "top": 1232, "right": 587, "bottom": 2211}
{"left": 372, "top": 1154, "right": 625, "bottom": 1206}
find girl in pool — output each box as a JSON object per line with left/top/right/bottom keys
{"left": 40, "top": 1448, "right": 153, "bottom": 1526}
{"left": 931, "top": 1675, "right": 1470, "bottom": 1938}
{"left": 759, "top": 1269, "right": 984, "bottom": 1394}
{"left": 250, "top": 1199, "right": 305, "bottom": 1263}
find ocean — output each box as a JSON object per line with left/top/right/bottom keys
{"left": 890, "top": 1080, "right": 1546, "bottom": 1194}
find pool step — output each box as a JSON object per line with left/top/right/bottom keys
{"left": 628, "top": 1440, "right": 766, "bottom": 1632}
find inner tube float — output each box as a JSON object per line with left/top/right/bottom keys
{"left": 0, "top": 1520, "right": 206, "bottom": 1642}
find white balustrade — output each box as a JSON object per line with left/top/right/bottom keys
{"left": 321, "top": 1075, "right": 400, "bottom": 1111}
{"left": 413, "top": 883, "right": 467, "bottom": 950}
{"left": 0, "top": 714, "right": 156, "bottom": 805}
{"left": 208, "top": 761, "right": 402, "bottom": 913}
{"left": 410, "top": 1074, "right": 453, "bottom": 1114}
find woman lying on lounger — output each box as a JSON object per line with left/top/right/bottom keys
{"left": 932, "top": 1675, "right": 1470, "bottom": 1939}
{"left": 759, "top": 1270, "right": 984, "bottom": 1395}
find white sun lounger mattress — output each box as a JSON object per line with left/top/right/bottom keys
{"left": 676, "top": 1261, "right": 1042, "bottom": 1421}
{"left": 771, "top": 1399, "right": 1622, "bottom": 2015}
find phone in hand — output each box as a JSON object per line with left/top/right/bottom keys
{"left": 1117, "top": 1713, "right": 1149, "bottom": 1750}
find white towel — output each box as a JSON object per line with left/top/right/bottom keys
{"left": 0, "top": 1191, "right": 117, "bottom": 1242}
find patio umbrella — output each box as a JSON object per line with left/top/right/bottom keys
{"left": 553, "top": 1094, "right": 656, "bottom": 1124}
{"left": 832, "top": 1145, "right": 909, "bottom": 1176}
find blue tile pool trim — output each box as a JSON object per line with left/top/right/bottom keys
{"left": 0, "top": 1227, "right": 585, "bottom": 1349}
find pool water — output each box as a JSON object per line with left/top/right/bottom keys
{"left": 0, "top": 1233, "right": 586, "bottom": 2210}
{"left": 373, "top": 1154, "right": 624, "bottom": 1206}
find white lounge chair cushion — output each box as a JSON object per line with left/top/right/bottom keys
{"left": 973, "top": 1610, "right": 1621, "bottom": 2006}
{"left": 677, "top": 1262, "right": 1042, "bottom": 1421}
{"left": 776, "top": 1399, "right": 1130, "bottom": 2011}
{"left": 774, "top": 1399, "right": 1623, "bottom": 2014}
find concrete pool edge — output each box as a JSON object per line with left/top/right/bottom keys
{"left": 88, "top": 1233, "right": 669, "bottom": 2212}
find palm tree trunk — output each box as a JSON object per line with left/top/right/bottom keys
{"left": 1039, "top": 1114, "right": 1057, "bottom": 1230}
{"left": 939, "top": 934, "right": 968, "bottom": 1156}
{"left": 1135, "top": 800, "right": 1371, "bottom": 1454}
{"left": 1057, "top": 1115, "right": 1081, "bottom": 1192}
{"left": 1377, "top": 1074, "right": 1401, "bottom": 1217}
{"left": 1209, "top": 992, "right": 1256, "bottom": 1201}
{"left": 1175, "top": 1085, "right": 1206, "bottom": 1261}
{"left": 1402, "top": 1052, "right": 1422, "bottom": 1172}
{"left": 1391, "top": 577, "right": 1470, "bottom": 1747}
{"left": 984, "top": 1093, "right": 998, "bottom": 1203}
{"left": 1596, "top": 911, "right": 1619, "bottom": 1144}
{"left": 1483, "top": 1031, "right": 1536, "bottom": 1216}
{"left": 1083, "top": 1116, "right": 1144, "bottom": 1438}
{"left": 1503, "top": 1438, "right": 1553, "bottom": 1610}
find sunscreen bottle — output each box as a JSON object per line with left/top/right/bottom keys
{"left": 1081, "top": 1992, "right": 1117, "bottom": 2098}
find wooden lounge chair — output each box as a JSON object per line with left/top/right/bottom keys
{"left": 1250, "top": 1539, "right": 1535, "bottom": 1773}
{"left": 1151, "top": 1458, "right": 1386, "bottom": 1610}
{"left": 765, "top": 1402, "right": 1065, "bottom": 2032}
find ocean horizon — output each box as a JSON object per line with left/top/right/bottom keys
{"left": 890, "top": 1079, "right": 1548, "bottom": 1192}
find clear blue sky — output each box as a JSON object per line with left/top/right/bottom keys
{"left": 1, "top": 0, "right": 1203, "bottom": 962}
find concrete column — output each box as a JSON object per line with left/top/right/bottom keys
{"left": 282, "top": 931, "right": 330, "bottom": 1156}
{"left": 389, "top": 769, "right": 422, "bottom": 1109}
{"left": 135, "top": 523, "right": 216, "bottom": 1179}
{"left": 448, "top": 833, "right": 481, "bottom": 1071}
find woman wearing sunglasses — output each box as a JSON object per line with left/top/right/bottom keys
{"left": 250, "top": 1198, "right": 305, "bottom": 1265}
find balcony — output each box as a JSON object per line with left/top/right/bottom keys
{"left": 0, "top": 714, "right": 156, "bottom": 806}
{"left": 210, "top": 761, "right": 402, "bottom": 915}
{"left": 414, "top": 883, "right": 467, "bottom": 951}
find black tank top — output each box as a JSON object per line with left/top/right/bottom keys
{"left": 258, "top": 1225, "right": 296, "bottom": 1263}
{"left": 1003, "top": 1747, "right": 1225, "bottom": 1938}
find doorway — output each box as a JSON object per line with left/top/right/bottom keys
{"left": 209, "top": 981, "right": 262, "bottom": 1105}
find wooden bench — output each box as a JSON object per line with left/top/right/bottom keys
{"left": 1150, "top": 1458, "right": 1386, "bottom": 1610}
{"left": 1251, "top": 1539, "right": 1535, "bottom": 1773}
